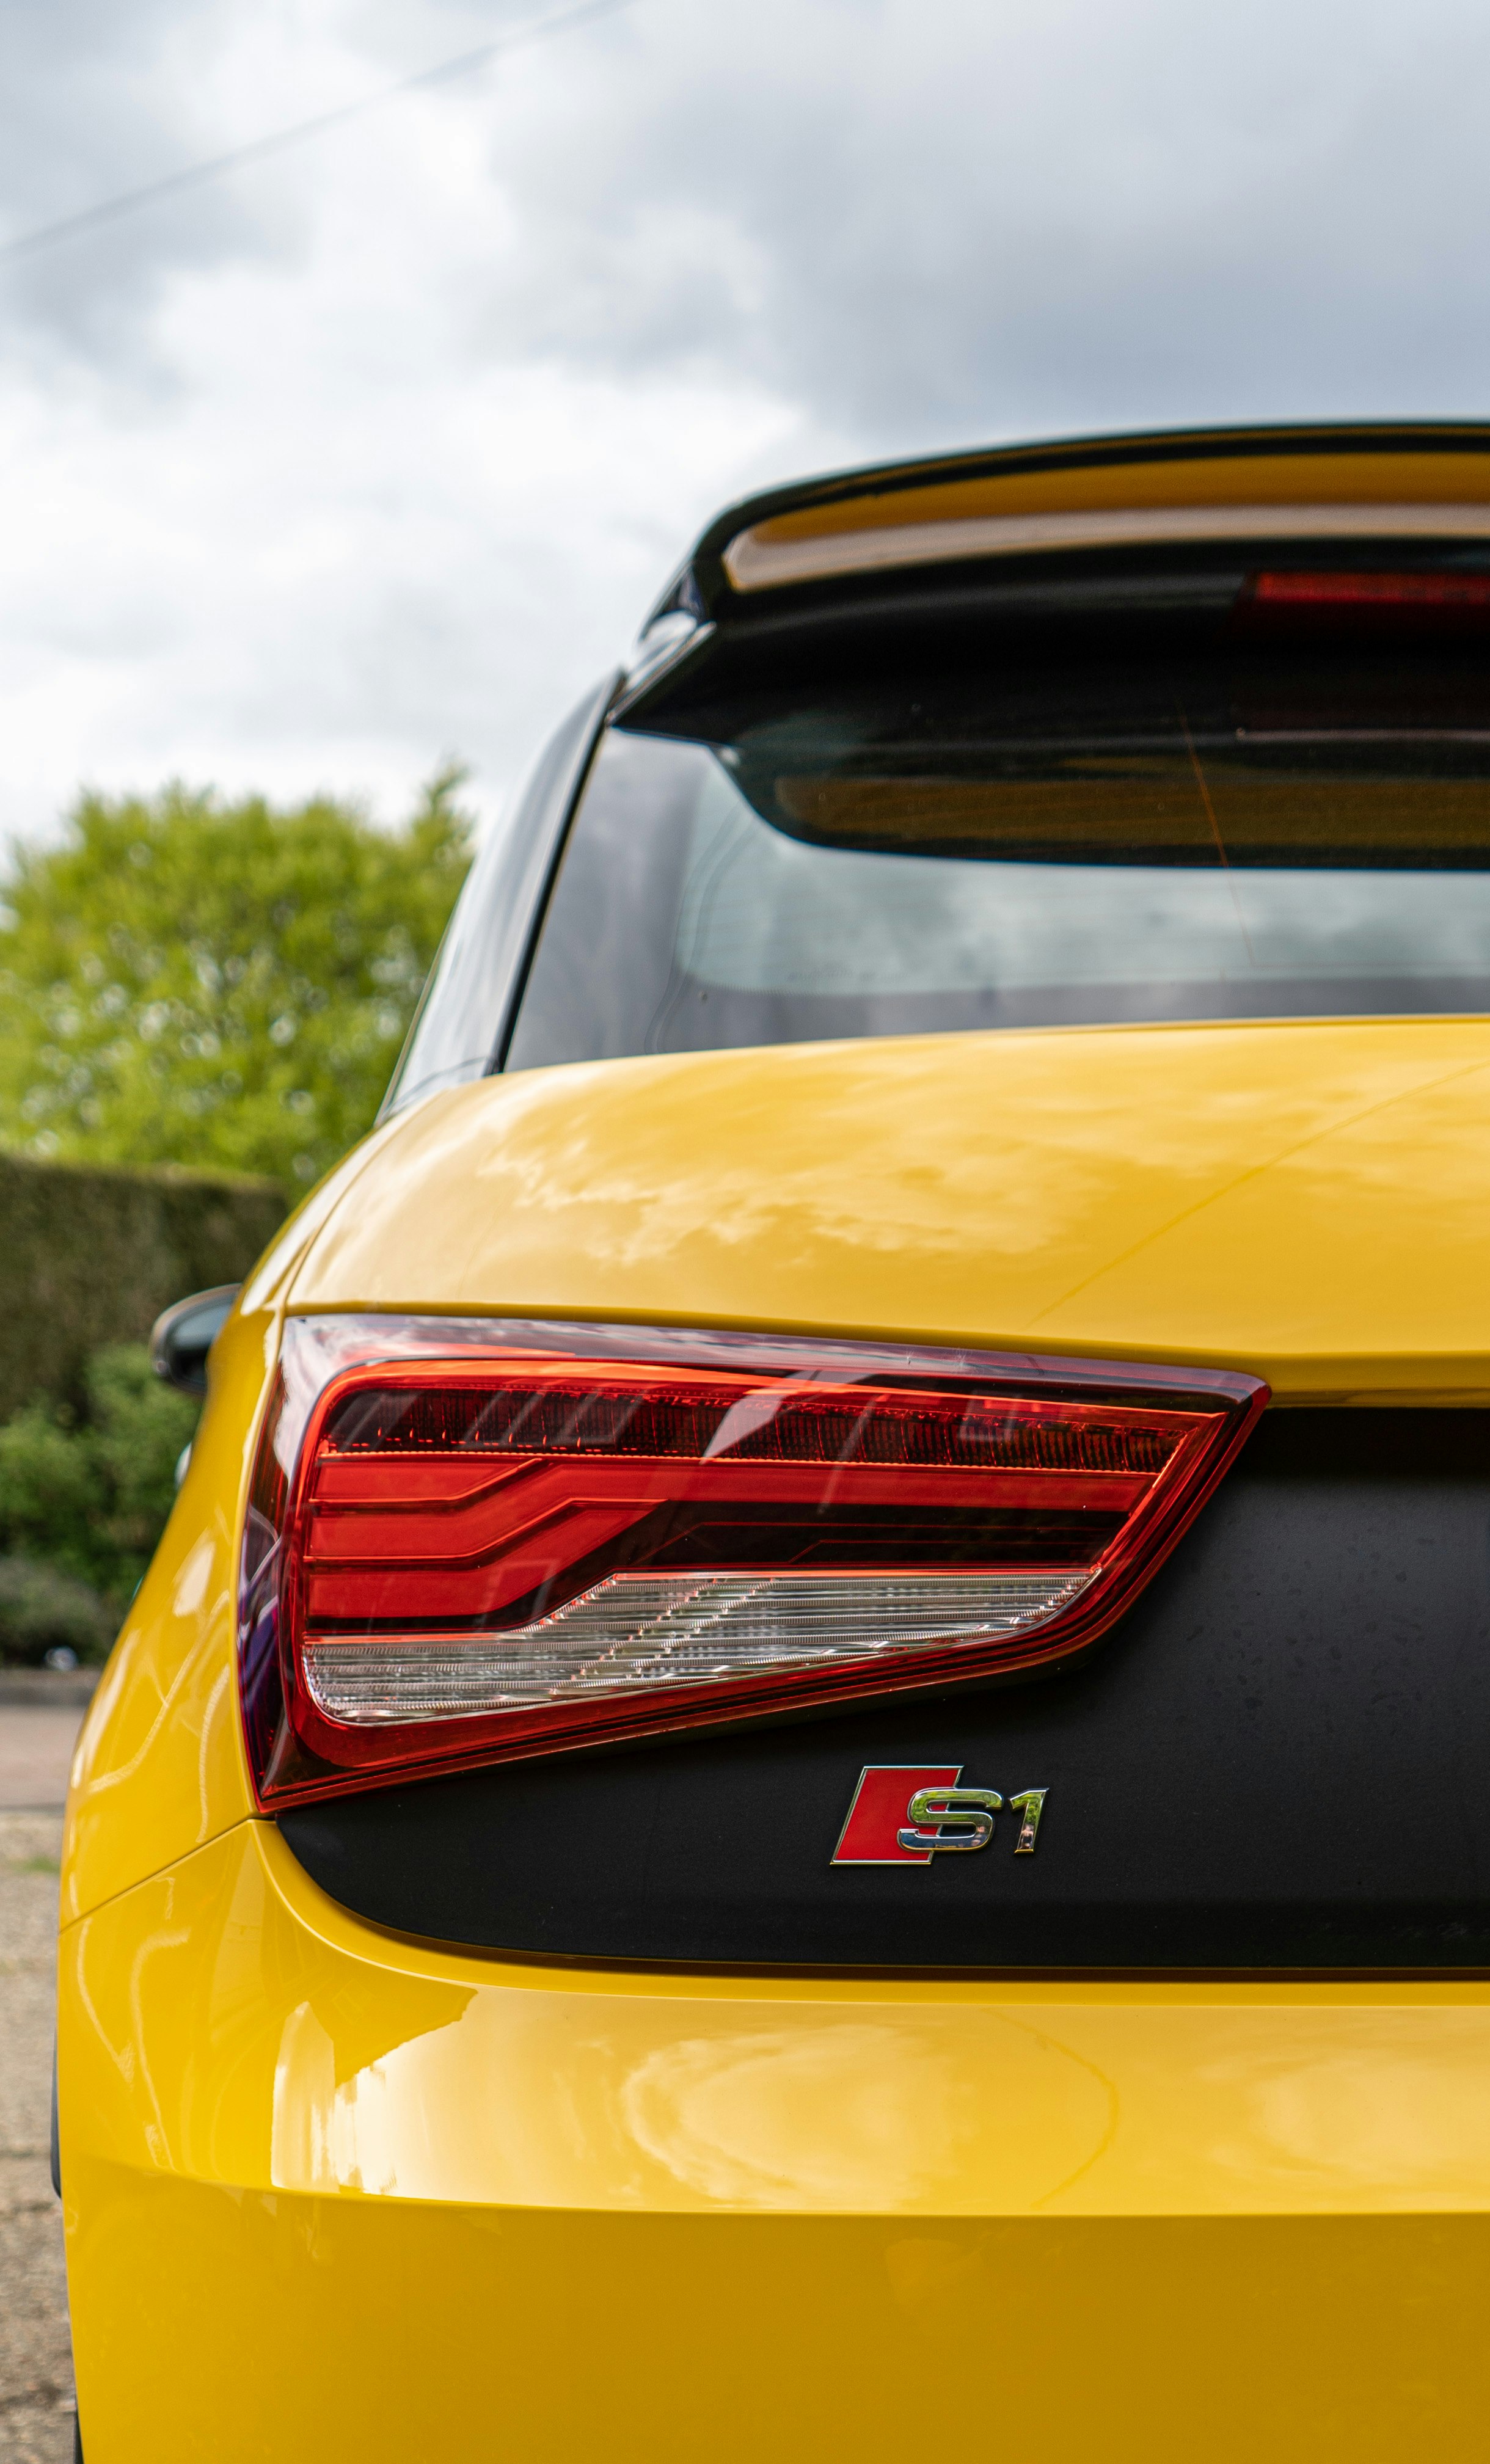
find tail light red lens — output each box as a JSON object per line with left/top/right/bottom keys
{"left": 239, "top": 1317, "right": 1266, "bottom": 1807}
{"left": 1235, "top": 568, "right": 1490, "bottom": 631}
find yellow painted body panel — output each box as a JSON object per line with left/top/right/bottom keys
{"left": 291, "top": 1019, "right": 1490, "bottom": 1400}
{"left": 68, "top": 1819, "right": 1490, "bottom": 2224}
{"left": 57, "top": 945, "right": 1490, "bottom": 2432}
{"left": 60, "top": 1820, "right": 1490, "bottom": 2459}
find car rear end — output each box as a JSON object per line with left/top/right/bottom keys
{"left": 57, "top": 421, "right": 1490, "bottom": 2459}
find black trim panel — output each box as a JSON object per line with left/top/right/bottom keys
{"left": 280, "top": 1410, "right": 1490, "bottom": 1969}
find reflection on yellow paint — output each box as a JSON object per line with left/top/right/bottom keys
{"left": 1203, "top": 2022, "right": 1490, "bottom": 2194}
{"left": 58, "top": 1823, "right": 1490, "bottom": 2228}
{"left": 291, "top": 1019, "right": 1490, "bottom": 1402}
{"left": 260, "top": 1943, "right": 1119, "bottom": 2215}
{"left": 620, "top": 2025, "right": 968, "bottom": 2209}
{"left": 618, "top": 2018, "right": 1117, "bottom": 2212}
{"left": 271, "top": 2001, "right": 337, "bottom": 2192}
{"left": 272, "top": 2001, "right": 457, "bottom": 2200}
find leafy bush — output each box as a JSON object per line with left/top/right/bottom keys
{"left": 0, "top": 1557, "right": 114, "bottom": 1666}
{"left": 0, "top": 767, "right": 472, "bottom": 1186}
{"left": 0, "top": 1344, "right": 199, "bottom": 1643}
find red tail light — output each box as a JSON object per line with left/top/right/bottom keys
{"left": 1235, "top": 568, "right": 1490, "bottom": 631}
{"left": 239, "top": 1318, "right": 1266, "bottom": 1806}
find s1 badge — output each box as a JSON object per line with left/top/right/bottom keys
{"left": 831, "top": 1765, "right": 1048, "bottom": 1865}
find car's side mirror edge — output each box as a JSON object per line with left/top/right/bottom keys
{"left": 149, "top": 1284, "right": 243, "bottom": 1398}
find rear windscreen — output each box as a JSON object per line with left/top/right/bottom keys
{"left": 505, "top": 638, "right": 1490, "bottom": 1067}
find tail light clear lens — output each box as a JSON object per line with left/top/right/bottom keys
{"left": 239, "top": 1316, "right": 1266, "bottom": 1806}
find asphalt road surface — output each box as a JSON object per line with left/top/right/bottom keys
{"left": 0, "top": 1683, "right": 89, "bottom": 2461}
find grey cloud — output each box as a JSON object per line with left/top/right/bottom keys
{"left": 0, "top": 0, "right": 347, "bottom": 376}
{"left": 444, "top": 0, "right": 1490, "bottom": 452}
{"left": 12, "top": 0, "right": 1490, "bottom": 447}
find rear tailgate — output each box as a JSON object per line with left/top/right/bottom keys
{"left": 282, "top": 1022, "right": 1490, "bottom": 1966}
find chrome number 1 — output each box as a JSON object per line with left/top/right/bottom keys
{"left": 1007, "top": 1789, "right": 1048, "bottom": 1854}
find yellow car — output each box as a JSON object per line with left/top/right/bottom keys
{"left": 59, "top": 420, "right": 1490, "bottom": 2460}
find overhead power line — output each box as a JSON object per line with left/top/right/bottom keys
{"left": 0, "top": 0, "right": 638, "bottom": 271}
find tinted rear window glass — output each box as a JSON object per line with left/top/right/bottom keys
{"left": 505, "top": 640, "right": 1490, "bottom": 1068}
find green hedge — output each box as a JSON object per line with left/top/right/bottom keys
{"left": 0, "top": 1152, "right": 286, "bottom": 1408}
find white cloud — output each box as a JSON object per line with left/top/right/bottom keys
{"left": 0, "top": 0, "right": 1487, "bottom": 843}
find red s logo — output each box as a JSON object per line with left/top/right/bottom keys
{"left": 831, "top": 1767, "right": 1047, "bottom": 1864}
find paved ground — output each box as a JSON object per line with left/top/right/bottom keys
{"left": 0, "top": 1687, "right": 86, "bottom": 2459}
{"left": 0, "top": 1812, "right": 73, "bottom": 2461}
{"left": 0, "top": 1718, "right": 82, "bottom": 1818}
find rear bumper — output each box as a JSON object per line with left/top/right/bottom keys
{"left": 60, "top": 1821, "right": 1490, "bottom": 2460}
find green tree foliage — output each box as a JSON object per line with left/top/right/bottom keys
{"left": 0, "top": 1344, "right": 200, "bottom": 1647}
{"left": 0, "top": 769, "right": 472, "bottom": 1185}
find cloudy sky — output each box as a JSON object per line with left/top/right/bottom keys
{"left": 1, "top": 0, "right": 1488, "bottom": 843}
